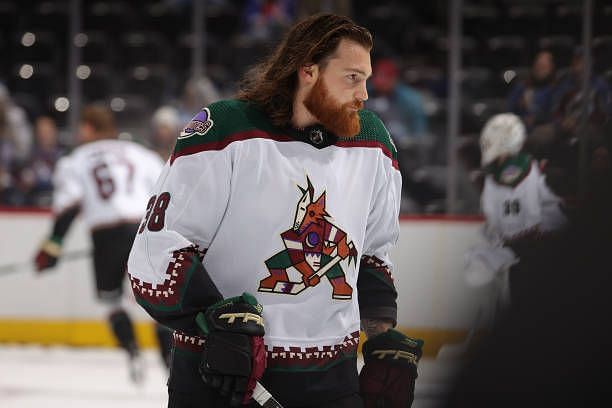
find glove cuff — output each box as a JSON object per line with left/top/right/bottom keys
{"left": 198, "top": 292, "right": 264, "bottom": 337}
{"left": 363, "top": 329, "right": 424, "bottom": 366}
{"left": 42, "top": 237, "right": 63, "bottom": 257}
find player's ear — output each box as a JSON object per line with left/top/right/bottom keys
{"left": 299, "top": 63, "right": 319, "bottom": 85}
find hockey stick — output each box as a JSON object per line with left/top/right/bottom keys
{"left": 253, "top": 382, "right": 284, "bottom": 407}
{"left": 269, "top": 253, "right": 344, "bottom": 295}
{"left": 0, "top": 248, "right": 91, "bottom": 277}
{"left": 436, "top": 266, "right": 511, "bottom": 359}
{"left": 436, "top": 308, "right": 483, "bottom": 360}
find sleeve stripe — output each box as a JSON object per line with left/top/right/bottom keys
{"left": 336, "top": 140, "right": 399, "bottom": 170}
{"left": 170, "top": 130, "right": 292, "bottom": 164}
{"left": 171, "top": 130, "right": 399, "bottom": 171}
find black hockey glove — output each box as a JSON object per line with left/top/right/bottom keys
{"left": 34, "top": 237, "right": 62, "bottom": 272}
{"left": 196, "top": 292, "right": 266, "bottom": 406}
{"left": 360, "top": 329, "right": 424, "bottom": 407}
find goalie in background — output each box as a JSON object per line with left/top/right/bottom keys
{"left": 466, "top": 113, "right": 568, "bottom": 309}
{"left": 445, "top": 125, "right": 612, "bottom": 406}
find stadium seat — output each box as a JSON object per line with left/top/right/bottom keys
{"left": 83, "top": 1, "right": 136, "bottom": 32}
{"left": 81, "top": 64, "right": 114, "bottom": 103}
{"left": 435, "top": 36, "right": 480, "bottom": 67}
{"left": 551, "top": 4, "right": 582, "bottom": 37}
{"left": 0, "top": 1, "right": 17, "bottom": 34}
{"left": 79, "top": 31, "right": 114, "bottom": 65}
{"left": 27, "top": 1, "right": 69, "bottom": 32}
{"left": 118, "top": 31, "right": 169, "bottom": 69}
{"left": 598, "top": 5, "right": 612, "bottom": 35}
{"left": 537, "top": 35, "right": 575, "bottom": 68}
{"left": 593, "top": 36, "right": 612, "bottom": 75}
{"left": 463, "top": 98, "right": 508, "bottom": 134}
{"left": 119, "top": 64, "right": 170, "bottom": 107}
{"left": 463, "top": 3, "right": 500, "bottom": 41}
{"left": 12, "top": 31, "right": 60, "bottom": 67}
{"left": 505, "top": 4, "right": 548, "bottom": 38}
{"left": 0, "top": 32, "right": 7, "bottom": 78}
{"left": 11, "top": 91, "right": 44, "bottom": 121}
{"left": 9, "top": 62, "right": 60, "bottom": 103}
{"left": 361, "top": 4, "right": 414, "bottom": 51}
{"left": 108, "top": 93, "right": 153, "bottom": 130}
{"left": 461, "top": 66, "right": 494, "bottom": 100}
{"left": 486, "top": 35, "right": 528, "bottom": 71}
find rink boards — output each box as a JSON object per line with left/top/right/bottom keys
{"left": 0, "top": 209, "right": 488, "bottom": 356}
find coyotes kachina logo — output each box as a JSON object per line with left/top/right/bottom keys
{"left": 258, "top": 176, "right": 357, "bottom": 300}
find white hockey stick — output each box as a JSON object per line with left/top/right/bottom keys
{"left": 0, "top": 248, "right": 91, "bottom": 277}
{"left": 436, "top": 308, "right": 482, "bottom": 360}
{"left": 253, "top": 382, "right": 284, "bottom": 407}
{"left": 437, "top": 266, "right": 512, "bottom": 360}
{"left": 269, "top": 254, "right": 344, "bottom": 295}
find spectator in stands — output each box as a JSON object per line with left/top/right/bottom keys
{"left": 242, "top": 0, "right": 295, "bottom": 42}
{"left": 554, "top": 48, "right": 612, "bottom": 146}
{"left": 506, "top": 50, "right": 563, "bottom": 161}
{"left": 296, "top": 0, "right": 352, "bottom": 19}
{"left": 368, "top": 58, "right": 428, "bottom": 149}
{"left": 20, "top": 116, "right": 66, "bottom": 207}
{"left": 0, "top": 83, "right": 33, "bottom": 205}
{"left": 151, "top": 106, "right": 181, "bottom": 161}
{"left": 366, "top": 58, "right": 440, "bottom": 212}
{"left": 0, "top": 83, "right": 33, "bottom": 161}
{"left": 508, "top": 50, "right": 558, "bottom": 132}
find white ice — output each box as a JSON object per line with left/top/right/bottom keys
{"left": 0, "top": 346, "right": 463, "bottom": 408}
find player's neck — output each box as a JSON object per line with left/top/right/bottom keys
{"left": 291, "top": 92, "right": 319, "bottom": 129}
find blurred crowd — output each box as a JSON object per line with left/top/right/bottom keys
{"left": 1, "top": 0, "right": 611, "bottom": 213}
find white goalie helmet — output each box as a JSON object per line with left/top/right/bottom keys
{"left": 479, "top": 113, "right": 526, "bottom": 166}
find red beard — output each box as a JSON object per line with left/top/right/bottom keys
{"left": 303, "top": 77, "right": 363, "bottom": 138}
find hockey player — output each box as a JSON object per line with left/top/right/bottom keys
{"left": 470, "top": 113, "right": 567, "bottom": 307}
{"left": 127, "top": 13, "right": 423, "bottom": 408}
{"left": 33, "top": 105, "right": 170, "bottom": 382}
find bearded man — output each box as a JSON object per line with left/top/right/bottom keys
{"left": 127, "top": 13, "right": 423, "bottom": 408}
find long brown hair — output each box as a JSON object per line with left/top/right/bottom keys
{"left": 238, "top": 13, "right": 373, "bottom": 127}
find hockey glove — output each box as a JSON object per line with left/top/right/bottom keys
{"left": 360, "top": 329, "right": 424, "bottom": 408}
{"left": 34, "top": 237, "right": 62, "bottom": 272}
{"left": 196, "top": 292, "right": 266, "bottom": 406}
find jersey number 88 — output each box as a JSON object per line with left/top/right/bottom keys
{"left": 139, "top": 192, "right": 171, "bottom": 233}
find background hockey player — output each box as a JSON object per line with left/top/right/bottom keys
{"left": 466, "top": 113, "right": 568, "bottom": 310}
{"left": 127, "top": 13, "right": 423, "bottom": 408}
{"left": 33, "top": 105, "right": 172, "bottom": 382}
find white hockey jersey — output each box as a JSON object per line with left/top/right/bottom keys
{"left": 482, "top": 155, "right": 567, "bottom": 241}
{"left": 52, "top": 139, "right": 164, "bottom": 229}
{"left": 127, "top": 100, "right": 400, "bottom": 390}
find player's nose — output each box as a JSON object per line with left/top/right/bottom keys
{"left": 355, "top": 83, "right": 368, "bottom": 102}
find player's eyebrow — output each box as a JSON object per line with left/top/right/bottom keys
{"left": 346, "top": 68, "right": 372, "bottom": 79}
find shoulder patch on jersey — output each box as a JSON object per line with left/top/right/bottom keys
{"left": 178, "top": 108, "right": 214, "bottom": 139}
{"left": 171, "top": 100, "right": 291, "bottom": 164}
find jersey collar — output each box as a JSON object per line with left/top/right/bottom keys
{"left": 284, "top": 125, "right": 339, "bottom": 149}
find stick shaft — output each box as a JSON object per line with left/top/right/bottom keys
{"left": 271, "top": 254, "right": 344, "bottom": 294}
{"left": 253, "top": 381, "right": 284, "bottom": 407}
{"left": 0, "top": 249, "right": 91, "bottom": 276}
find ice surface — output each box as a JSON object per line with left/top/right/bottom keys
{"left": 0, "top": 346, "right": 462, "bottom": 407}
